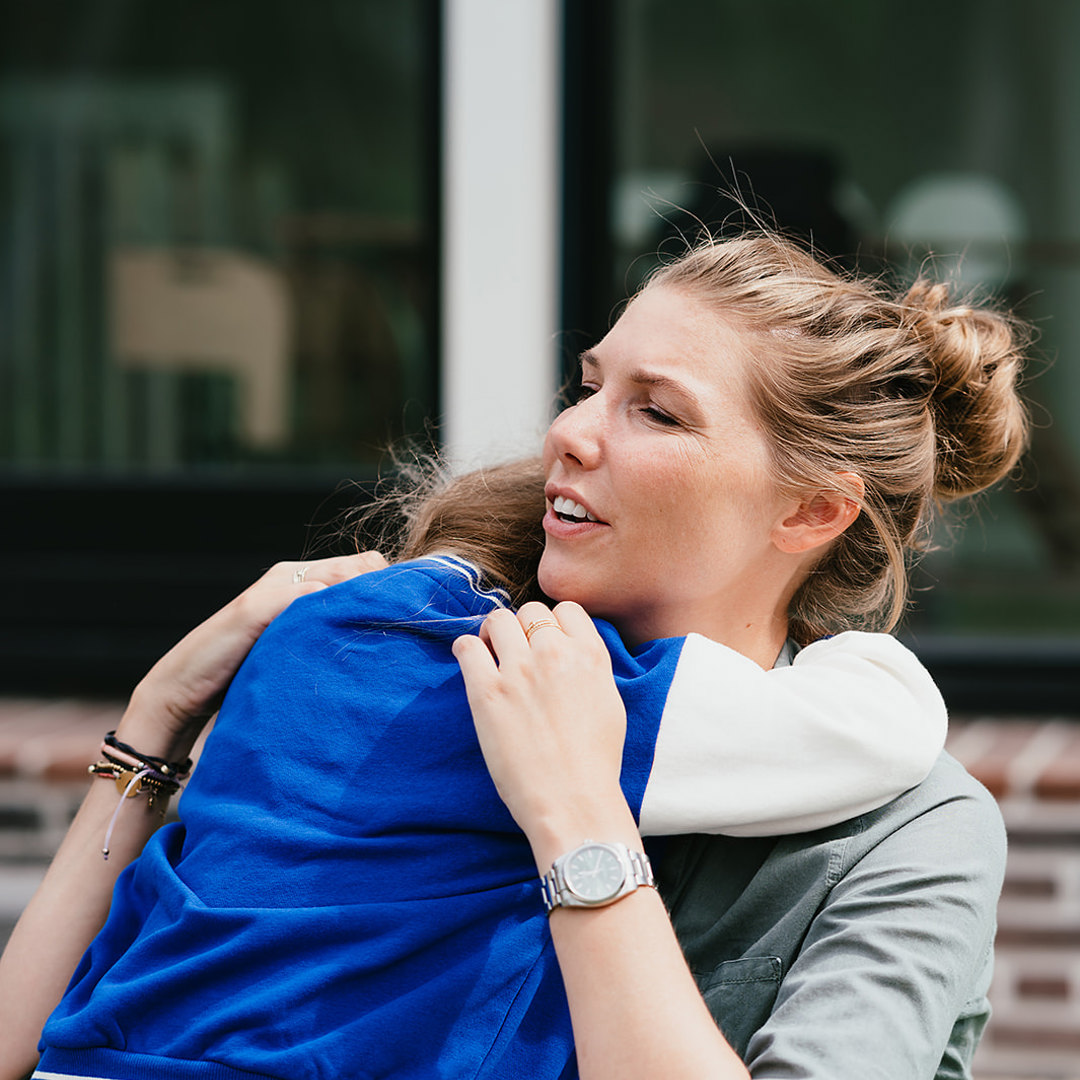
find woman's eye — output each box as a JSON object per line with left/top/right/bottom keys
{"left": 643, "top": 405, "right": 679, "bottom": 427}
{"left": 575, "top": 384, "right": 598, "bottom": 403}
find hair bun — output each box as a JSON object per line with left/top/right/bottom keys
{"left": 902, "top": 278, "right": 1029, "bottom": 500}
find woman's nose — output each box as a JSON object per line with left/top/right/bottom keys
{"left": 547, "top": 394, "right": 603, "bottom": 470}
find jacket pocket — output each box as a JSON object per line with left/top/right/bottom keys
{"left": 695, "top": 956, "right": 782, "bottom": 1059}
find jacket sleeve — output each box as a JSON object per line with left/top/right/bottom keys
{"left": 744, "top": 779, "right": 1006, "bottom": 1079}
{"left": 637, "top": 631, "right": 947, "bottom": 836}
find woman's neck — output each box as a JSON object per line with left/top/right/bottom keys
{"left": 614, "top": 606, "right": 791, "bottom": 670}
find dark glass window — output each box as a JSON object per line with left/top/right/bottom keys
{"left": 0, "top": 1, "right": 439, "bottom": 693}
{"left": 0, "top": 0, "right": 438, "bottom": 473}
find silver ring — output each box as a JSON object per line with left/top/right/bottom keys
{"left": 293, "top": 565, "right": 309, "bottom": 584}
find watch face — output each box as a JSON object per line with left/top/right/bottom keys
{"left": 564, "top": 843, "right": 627, "bottom": 903}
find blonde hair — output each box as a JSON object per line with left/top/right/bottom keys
{"left": 649, "top": 233, "right": 1030, "bottom": 642}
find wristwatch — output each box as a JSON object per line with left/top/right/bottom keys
{"left": 540, "top": 841, "right": 655, "bottom": 913}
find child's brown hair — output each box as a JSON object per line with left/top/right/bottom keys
{"left": 349, "top": 455, "right": 548, "bottom": 609}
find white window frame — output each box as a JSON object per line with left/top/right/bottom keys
{"left": 441, "top": 0, "right": 562, "bottom": 468}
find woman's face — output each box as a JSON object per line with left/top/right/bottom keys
{"left": 538, "top": 285, "right": 799, "bottom": 651}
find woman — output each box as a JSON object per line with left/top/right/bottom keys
{"left": 5, "top": 228, "right": 1026, "bottom": 1079}
{"left": 454, "top": 235, "right": 1027, "bottom": 1078}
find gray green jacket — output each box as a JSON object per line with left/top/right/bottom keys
{"left": 662, "top": 752, "right": 1005, "bottom": 1078}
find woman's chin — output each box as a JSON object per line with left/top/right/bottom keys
{"left": 536, "top": 560, "right": 585, "bottom": 607}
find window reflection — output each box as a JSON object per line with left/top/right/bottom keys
{"left": 0, "top": 0, "right": 437, "bottom": 471}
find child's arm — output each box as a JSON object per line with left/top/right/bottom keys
{"left": 638, "top": 631, "right": 946, "bottom": 837}
{"left": 0, "top": 554, "right": 385, "bottom": 1080}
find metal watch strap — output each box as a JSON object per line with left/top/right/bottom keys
{"left": 540, "top": 842, "right": 655, "bottom": 914}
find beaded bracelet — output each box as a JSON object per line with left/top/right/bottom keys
{"left": 89, "top": 733, "right": 192, "bottom": 859}
{"left": 89, "top": 760, "right": 183, "bottom": 809}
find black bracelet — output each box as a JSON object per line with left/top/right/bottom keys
{"left": 103, "top": 730, "right": 192, "bottom": 779}
{"left": 90, "top": 761, "right": 181, "bottom": 790}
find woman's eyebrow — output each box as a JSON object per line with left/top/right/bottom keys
{"left": 580, "top": 350, "right": 704, "bottom": 411}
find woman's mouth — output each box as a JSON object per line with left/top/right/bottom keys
{"left": 552, "top": 494, "right": 600, "bottom": 523}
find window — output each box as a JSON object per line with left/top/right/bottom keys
{"left": 0, "top": 0, "right": 440, "bottom": 692}
{"left": 0, "top": 0, "right": 439, "bottom": 473}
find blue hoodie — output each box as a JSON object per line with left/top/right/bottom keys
{"left": 39, "top": 557, "right": 680, "bottom": 1080}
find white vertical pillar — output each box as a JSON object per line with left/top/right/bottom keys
{"left": 441, "top": 0, "right": 561, "bottom": 468}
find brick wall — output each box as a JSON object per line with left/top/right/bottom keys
{"left": 0, "top": 699, "right": 1077, "bottom": 1078}
{"left": 948, "top": 719, "right": 1080, "bottom": 1079}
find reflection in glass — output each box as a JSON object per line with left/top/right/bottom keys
{"left": 0, "top": 1, "right": 436, "bottom": 472}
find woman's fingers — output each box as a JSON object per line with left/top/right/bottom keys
{"left": 516, "top": 601, "right": 564, "bottom": 648}
{"left": 452, "top": 631, "right": 499, "bottom": 687}
{"left": 229, "top": 550, "right": 393, "bottom": 656}
{"left": 548, "top": 600, "right": 593, "bottom": 634}
{"left": 518, "top": 600, "right": 600, "bottom": 644}
{"left": 242, "top": 551, "right": 390, "bottom": 621}
{"left": 476, "top": 607, "right": 532, "bottom": 664}
{"left": 473, "top": 601, "right": 601, "bottom": 669}
{"left": 281, "top": 551, "right": 389, "bottom": 590}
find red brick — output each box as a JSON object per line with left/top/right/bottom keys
{"left": 948, "top": 721, "right": 1051, "bottom": 798}
{"left": 1034, "top": 729, "right": 1080, "bottom": 800}
{"left": 1000, "top": 875, "right": 1056, "bottom": 900}
{"left": 988, "top": 1025, "right": 1080, "bottom": 1051}
{"left": 0, "top": 699, "right": 124, "bottom": 779}
{"left": 1015, "top": 975, "right": 1070, "bottom": 1000}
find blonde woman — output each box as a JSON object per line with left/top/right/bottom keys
{"left": 458, "top": 236, "right": 1027, "bottom": 1079}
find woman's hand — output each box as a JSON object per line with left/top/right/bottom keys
{"left": 120, "top": 552, "right": 388, "bottom": 760}
{"left": 455, "top": 600, "right": 749, "bottom": 1080}
{"left": 453, "top": 600, "right": 635, "bottom": 871}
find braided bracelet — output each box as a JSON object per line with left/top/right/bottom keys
{"left": 103, "top": 731, "right": 192, "bottom": 778}
{"left": 89, "top": 760, "right": 183, "bottom": 807}
{"left": 89, "top": 734, "right": 192, "bottom": 859}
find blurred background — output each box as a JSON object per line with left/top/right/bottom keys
{"left": 1, "top": 1, "right": 1078, "bottom": 1076}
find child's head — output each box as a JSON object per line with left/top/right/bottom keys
{"left": 355, "top": 456, "right": 547, "bottom": 609}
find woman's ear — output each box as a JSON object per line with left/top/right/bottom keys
{"left": 772, "top": 473, "right": 864, "bottom": 555}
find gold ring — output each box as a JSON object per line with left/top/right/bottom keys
{"left": 293, "top": 565, "right": 309, "bottom": 584}
{"left": 524, "top": 618, "right": 561, "bottom": 643}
